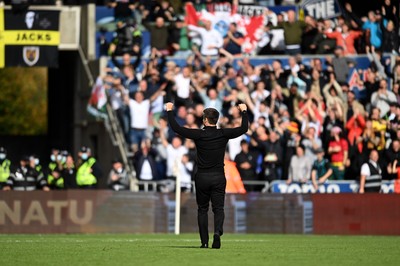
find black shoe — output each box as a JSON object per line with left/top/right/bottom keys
{"left": 200, "top": 243, "right": 208, "bottom": 248}
{"left": 212, "top": 234, "right": 221, "bottom": 249}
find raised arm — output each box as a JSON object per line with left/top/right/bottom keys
{"left": 223, "top": 104, "right": 249, "bottom": 139}
{"left": 165, "top": 102, "right": 201, "bottom": 140}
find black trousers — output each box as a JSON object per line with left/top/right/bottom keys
{"left": 195, "top": 172, "right": 226, "bottom": 245}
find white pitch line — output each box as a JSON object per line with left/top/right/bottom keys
{"left": 0, "top": 238, "right": 272, "bottom": 243}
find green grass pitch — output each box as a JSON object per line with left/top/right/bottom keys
{"left": 1, "top": 234, "right": 399, "bottom": 266}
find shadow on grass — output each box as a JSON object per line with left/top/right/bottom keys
{"left": 167, "top": 246, "right": 204, "bottom": 249}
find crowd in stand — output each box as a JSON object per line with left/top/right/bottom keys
{"left": 2, "top": 1, "right": 400, "bottom": 193}
{"left": 89, "top": 0, "right": 400, "bottom": 193}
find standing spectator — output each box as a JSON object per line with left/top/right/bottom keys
{"left": 109, "top": 19, "right": 140, "bottom": 56}
{"left": 47, "top": 148, "right": 64, "bottom": 190}
{"left": 324, "top": 23, "right": 362, "bottom": 55}
{"left": 311, "top": 148, "right": 333, "bottom": 191}
{"left": 62, "top": 153, "right": 77, "bottom": 189}
{"left": 175, "top": 153, "right": 194, "bottom": 192}
{"left": 223, "top": 22, "right": 244, "bottom": 56}
{"left": 328, "top": 126, "right": 348, "bottom": 180}
{"left": 128, "top": 84, "right": 166, "bottom": 152}
{"left": 76, "top": 146, "right": 102, "bottom": 189}
{"left": 345, "top": 4, "right": 383, "bottom": 50}
{"left": 262, "top": 129, "right": 283, "bottom": 182}
{"left": 153, "top": 0, "right": 176, "bottom": 22}
{"left": 301, "top": 126, "right": 322, "bottom": 165}
{"left": 144, "top": 16, "right": 171, "bottom": 55}
{"left": 287, "top": 144, "right": 312, "bottom": 184}
{"left": 0, "top": 147, "right": 11, "bottom": 190}
{"left": 380, "top": 19, "right": 399, "bottom": 54}
{"left": 359, "top": 149, "right": 382, "bottom": 193}
{"left": 162, "top": 135, "right": 188, "bottom": 181}
{"left": 270, "top": 10, "right": 310, "bottom": 55}
{"left": 326, "top": 46, "right": 356, "bottom": 84}
{"left": 385, "top": 139, "right": 400, "bottom": 180}
{"left": 170, "top": 16, "right": 193, "bottom": 57}
{"left": 108, "top": 0, "right": 136, "bottom": 22}
{"left": 281, "top": 121, "right": 301, "bottom": 180}
{"left": 346, "top": 109, "right": 366, "bottom": 155}
{"left": 234, "top": 140, "right": 260, "bottom": 192}
{"left": 133, "top": 140, "right": 160, "bottom": 189}
{"left": 4, "top": 156, "right": 49, "bottom": 191}
{"left": 107, "top": 159, "right": 130, "bottom": 191}
{"left": 371, "top": 79, "right": 397, "bottom": 118}
{"left": 173, "top": 66, "right": 192, "bottom": 107}
{"left": 188, "top": 19, "right": 224, "bottom": 56}
{"left": 224, "top": 152, "right": 246, "bottom": 194}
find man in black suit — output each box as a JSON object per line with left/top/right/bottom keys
{"left": 165, "top": 102, "right": 248, "bottom": 249}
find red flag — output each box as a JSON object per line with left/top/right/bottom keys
{"left": 185, "top": 3, "right": 200, "bottom": 25}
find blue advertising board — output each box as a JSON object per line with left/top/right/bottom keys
{"left": 270, "top": 180, "right": 395, "bottom": 193}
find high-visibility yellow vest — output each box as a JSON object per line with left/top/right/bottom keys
{"left": 76, "top": 158, "right": 97, "bottom": 186}
{"left": 47, "top": 162, "right": 64, "bottom": 188}
{"left": 0, "top": 159, "right": 11, "bottom": 182}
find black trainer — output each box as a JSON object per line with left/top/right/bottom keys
{"left": 200, "top": 243, "right": 208, "bottom": 248}
{"left": 212, "top": 234, "right": 221, "bottom": 249}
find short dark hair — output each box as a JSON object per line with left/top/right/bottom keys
{"left": 203, "top": 108, "right": 219, "bottom": 125}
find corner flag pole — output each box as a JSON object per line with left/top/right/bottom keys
{"left": 175, "top": 167, "right": 181, "bottom": 235}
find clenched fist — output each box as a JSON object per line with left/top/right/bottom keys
{"left": 238, "top": 103, "right": 247, "bottom": 112}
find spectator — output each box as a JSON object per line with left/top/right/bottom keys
{"left": 270, "top": 10, "right": 311, "bottom": 55}
{"left": 385, "top": 139, "right": 400, "bottom": 180}
{"left": 281, "top": 121, "right": 301, "bottom": 180}
{"left": 161, "top": 134, "right": 188, "bottom": 181}
{"left": 380, "top": 19, "right": 399, "bottom": 55}
{"left": 4, "top": 156, "right": 49, "bottom": 191}
{"left": 359, "top": 149, "right": 383, "bottom": 193}
{"left": 328, "top": 126, "right": 348, "bottom": 180}
{"left": 47, "top": 148, "right": 64, "bottom": 190}
{"left": 234, "top": 139, "right": 260, "bottom": 192}
{"left": 311, "top": 148, "right": 333, "bottom": 191}
{"left": 188, "top": 19, "right": 224, "bottom": 56}
{"left": 62, "top": 153, "right": 77, "bottom": 189}
{"left": 324, "top": 22, "right": 362, "bottom": 55}
{"left": 107, "top": 158, "right": 130, "bottom": 191}
{"left": 327, "top": 46, "right": 356, "bottom": 84}
{"left": 370, "top": 79, "right": 397, "bottom": 118}
{"left": 0, "top": 147, "right": 11, "bottom": 190}
{"left": 170, "top": 16, "right": 193, "bottom": 57}
{"left": 109, "top": 19, "right": 141, "bottom": 56}
{"left": 346, "top": 109, "right": 366, "bottom": 155}
{"left": 128, "top": 84, "right": 166, "bottom": 152}
{"left": 173, "top": 66, "right": 192, "bottom": 107}
{"left": 301, "top": 126, "right": 323, "bottom": 165}
{"left": 287, "top": 144, "right": 312, "bottom": 184}
{"left": 175, "top": 153, "right": 194, "bottom": 192}
{"left": 153, "top": 0, "right": 176, "bottom": 22}
{"left": 261, "top": 129, "right": 283, "bottom": 182}
{"left": 224, "top": 152, "right": 246, "bottom": 194}
{"left": 108, "top": 0, "right": 137, "bottom": 22}
{"left": 76, "top": 146, "right": 102, "bottom": 189}
{"left": 223, "top": 22, "right": 244, "bottom": 56}
{"left": 144, "top": 16, "right": 172, "bottom": 55}
{"left": 366, "top": 46, "right": 387, "bottom": 80}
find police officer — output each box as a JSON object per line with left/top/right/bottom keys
{"left": 47, "top": 148, "right": 65, "bottom": 189}
{"left": 47, "top": 151, "right": 68, "bottom": 189}
{"left": 0, "top": 147, "right": 12, "bottom": 190}
{"left": 4, "top": 155, "right": 49, "bottom": 191}
{"left": 76, "top": 146, "right": 102, "bottom": 189}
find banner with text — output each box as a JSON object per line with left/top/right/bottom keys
{"left": 0, "top": 8, "right": 60, "bottom": 68}
{"left": 300, "top": 0, "right": 341, "bottom": 19}
{"left": 270, "top": 180, "right": 395, "bottom": 193}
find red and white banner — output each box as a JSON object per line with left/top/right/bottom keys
{"left": 185, "top": 2, "right": 265, "bottom": 54}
